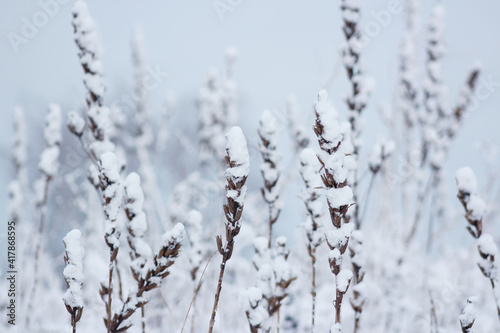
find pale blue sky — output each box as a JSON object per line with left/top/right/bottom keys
{"left": 1, "top": 0, "right": 499, "bottom": 242}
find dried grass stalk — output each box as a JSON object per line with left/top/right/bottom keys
{"left": 62, "top": 229, "right": 85, "bottom": 333}
{"left": 299, "top": 148, "right": 324, "bottom": 331}
{"left": 209, "top": 126, "right": 249, "bottom": 333}
{"left": 456, "top": 167, "right": 500, "bottom": 322}
{"left": 313, "top": 90, "right": 354, "bottom": 331}
{"left": 258, "top": 110, "right": 282, "bottom": 248}
{"left": 107, "top": 223, "right": 184, "bottom": 333}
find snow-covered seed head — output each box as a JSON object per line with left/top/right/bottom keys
{"left": 368, "top": 140, "right": 395, "bottom": 174}
{"left": 455, "top": 167, "right": 485, "bottom": 238}
{"left": 62, "top": 229, "right": 85, "bottom": 325}
{"left": 39, "top": 104, "right": 62, "bottom": 178}
{"left": 68, "top": 111, "right": 85, "bottom": 137}
{"left": 223, "top": 126, "right": 249, "bottom": 228}
{"left": 459, "top": 296, "right": 478, "bottom": 333}
{"left": 72, "top": 0, "right": 104, "bottom": 107}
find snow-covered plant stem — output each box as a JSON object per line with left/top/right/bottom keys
{"left": 131, "top": 28, "right": 163, "bottom": 239}
{"left": 97, "top": 152, "right": 123, "bottom": 333}
{"left": 243, "top": 237, "right": 296, "bottom": 333}
{"left": 349, "top": 231, "right": 365, "bottom": 332}
{"left": 258, "top": 110, "right": 282, "bottom": 248}
{"left": 8, "top": 106, "right": 27, "bottom": 224}
{"left": 459, "top": 297, "right": 477, "bottom": 333}
{"left": 124, "top": 172, "right": 152, "bottom": 333}
{"left": 208, "top": 126, "right": 249, "bottom": 333}
{"left": 63, "top": 229, "right": 85, "bottom": 333}
{"left": 108, "top": 223, "right": 184, "bottom": 333}
{"left": 407, "top": 4, "right": 480, "bottom": 244}
{"left": 313, "top": 90, "right": 354, "bottom": 332}
{"left": 299, "top": 148, "right": 324, "bottom": 331}
{"left": 72, "top": 0, "right": 104, "bottom": 109}
{"left": 25, "top": 104, "right": 62, "bottom": 329}
{"left": 456, "top": 167, "right": 500, "bottom": 322}
{"left": 340, "top": 0, "right": 372, "bottom": 229}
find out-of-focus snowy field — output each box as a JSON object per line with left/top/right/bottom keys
{"left": 1, "top": 1, "right": 500, "bottom": 332}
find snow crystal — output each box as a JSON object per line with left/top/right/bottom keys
{"left": 455, "top": 167, "right": 477, "bottom": 194}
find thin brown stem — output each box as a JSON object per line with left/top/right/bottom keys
{"left": 141, "top": 306, "right": 146, "bottom": 333}
{"left": 208, "top": 259, "right": 228, "bottom": 333}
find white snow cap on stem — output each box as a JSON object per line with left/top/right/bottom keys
{"left": 258, "top": 110, "right": 279, "bottom": 146}
{"left": 478, "top": 234, "right": 498, "bottom": 257}
{"left": 455, "top": 167, "right": 487, "bottom": 221}
{"left": 63, "top": 229, "right": 85, "bottom": 309}
{"left": 459, "top": 296, "right": 478, "bottom": 331}
{"left": 67, "top": 111, "right": 85, "bottom": 137}
{"left": 456, "top": 167, "right": 478, "bottom": 194}
{"left": 225, "top": 126, "right": 250, "bottom": 182}
{"left": 160, "top": 223, "right": 185, "bottom": 251}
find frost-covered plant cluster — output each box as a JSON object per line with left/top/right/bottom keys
{"left": 3, "top": 1, "right": 500, "bottom": 333}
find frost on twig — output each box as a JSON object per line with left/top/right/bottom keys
{"left": 63, "top": 229, "right": 85, "bottom": 333}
